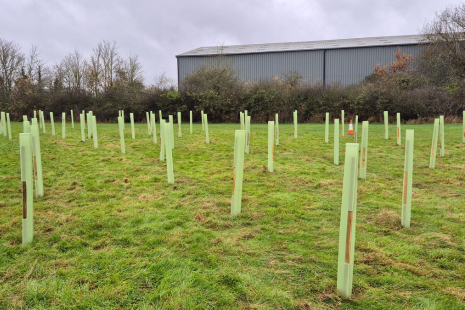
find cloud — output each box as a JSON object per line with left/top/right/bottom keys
{"left": 0, "top": 0, "right": 462, "bottom": 84}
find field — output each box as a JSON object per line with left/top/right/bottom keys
{"left": 0, "top": 120, "right": 464, "bottom": 309}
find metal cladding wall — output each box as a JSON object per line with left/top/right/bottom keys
{"left": 325, "top": 45, "right": 422, "bottom": 85}
{"left": 177, "top": 44, "right": 422, "bottom": 86}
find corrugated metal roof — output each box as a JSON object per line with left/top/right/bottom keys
{"left": 176, "top": 34, "right": 426, "bottom": 57}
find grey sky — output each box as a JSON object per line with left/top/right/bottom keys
{"left": 0, "top": 0, "right": 462, "bottom": 85}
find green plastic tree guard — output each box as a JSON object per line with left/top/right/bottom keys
{"left": 341, "top": 110, "right": 344, "bottom": 137}
{"left": 275, "top": 113, "right": 279, "bottom": 146}
{"left": 201, "top": 110, "right": 205, "bottom": 131}
{"left": 38, "top": 110, "right": 42, "bottom": 129}
{"left": 245, "top": 110, "right": 248, "bottom": 130}
{"left": 397, "top": 113, "right": 401, "bottom": 145}
{"left": 325, "top": 112, "right": 329, "bottom": 143}
{"left": 80, "top": 113, "right": 85, "bottom": 142}
{"left": 231, "top": 130, "right": 246, "bottom": 216}
{"left": 439, "top": 115, "right": 444, "bottom": 156}
{"left": 268, "top": 121, "right": 274, "bottom": 172}
{"left": 337, "top": 142, "right": 359, "bottom": 298}
{"left": 41, "top": 111, "right": 46, "bottom": 133}
{"left": 164, "top": 122, "right": 174, "bottom": 184}
{"left": 118, "top": 116, "right": 125, "bottom": 154}
{"left": 130, "top": 113, "right": 135, "bottom": 139}
{"left": 62, "top": 112, "right": 66, "bottom": 139}
{"left": 30, "top": 125, "right": 44, "bottom": 197}
{"left": 359, "top": 121, "right": 369, "bottom": 179}
{"left": 334, "top": 119, "right": 339, "bottom": 165}
{"left": 190, "top": 111, "right": 193, "bottom": 134}
{"left": 169, "top": 115, "right": 174, "bottom": 149}
{"left": 463, "top": 111, "right": 465, "bottom": 143}
{"left": 7, "top": 113, "right": 12, "bottom": 140}
{"left": 159, "top": 110, "right": 162, "bottom": 125}
{"left": 71, "top": 110, "right": 74, "bottom": 128}
{"left": 122, "top": 110, "right": 125, "bottom": 129}
{"left": 402, "top": 130, "right": 414, "bottom": 228}
{"left": 24, "top": 120, "right": 31, "bottom": 134}
{"left": 87, "top": 111, "right": 93, "bottom": 139}
{"left": 160, "top": 119, "right": 165, "bottom": 161}
{"left": 240, "top": 112, "right": 244, "bottom": 130}
{"left": 246, "top": 116, "right": 250, "bottom": 154}
{"left": 1, "top": 111, "right": 5, "bottom": 136}
{"left": 151, "top": 112, "right": 157, "bottom": 144}
{"left": 146, "top": 112, "right": 151, "bottom": 135}
{"left": 384, "top": 111, "right": 389, "bottom": 140}
{"left": 294, "top": 110, "right": 298, "bottom": 138}
{"left": 93, "top": 116, "right": 98, "bottom": 148}
{"left": 20, "top": 133, "right": 34, "bottom": 244}
{"left": 178, "top": 112, "right": 182, "bottom": 137}
{"left": 354, "top": 115, "right": 358, "bottom": 143}
{"left": 81, "top": 110, "right": 85, "bottom": 128}
{"left": 204, "top": 114, "right": 209, "bottom": 144}
{"left": 33, "top": 110, "right": 36, "bottom": 119}
{"left": 429, "top": 118, "right": 439, "bottom": 169}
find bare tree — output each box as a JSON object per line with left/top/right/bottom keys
{"left": 420, "top": 4, "right": 465, "bottom": 84}
{"left": 152, "top": 72, "right": 175, "bottom": 91}
{"left": 0, "top": 38, "right": 24, "bottom": 99}
{"left": 115, "top": 53, "right": 144, "bottom": 91}
{"left": 58, "top": 49, "right": 85, "bottom": 92}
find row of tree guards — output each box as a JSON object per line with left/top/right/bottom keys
{"left": 4, "top": 107, "right": 464, "bottom": 298}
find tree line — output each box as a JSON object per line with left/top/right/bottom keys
{"left": 2, "top": 4, "right": 465, "bottom": 123}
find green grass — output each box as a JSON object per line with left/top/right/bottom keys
{"left": 0, "top": 120, "right": 464, "bottom": 309}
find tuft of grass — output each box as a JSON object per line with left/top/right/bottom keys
{"left": 0, "top": 121, "right": 464, "bottom": 309}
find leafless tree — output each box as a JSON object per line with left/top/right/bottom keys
{"left": 57, "top": 49, "right": 85, "bottom": 92}
{"left": 0, "top": 38, "right": 25, "bottom": 99}
{"left": 152, "top": 71, "right": 175, "bottom": 91}
{"left": 419, "top": 4, "right": 465, "bottom": 84}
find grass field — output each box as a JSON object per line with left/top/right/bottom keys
{"left": 0, "top": 120, "right": 464, "bottom": 309}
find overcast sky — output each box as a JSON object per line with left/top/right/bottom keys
{"left": 0, "top": 0, "right": 463, "bottom": 85}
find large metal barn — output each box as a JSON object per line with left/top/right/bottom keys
{"left": 176, "top": 35, "right": 425, "bottom": 87}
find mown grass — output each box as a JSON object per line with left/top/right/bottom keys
{"left": 0, "top": 120, "right": 464, "bottom": 309}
